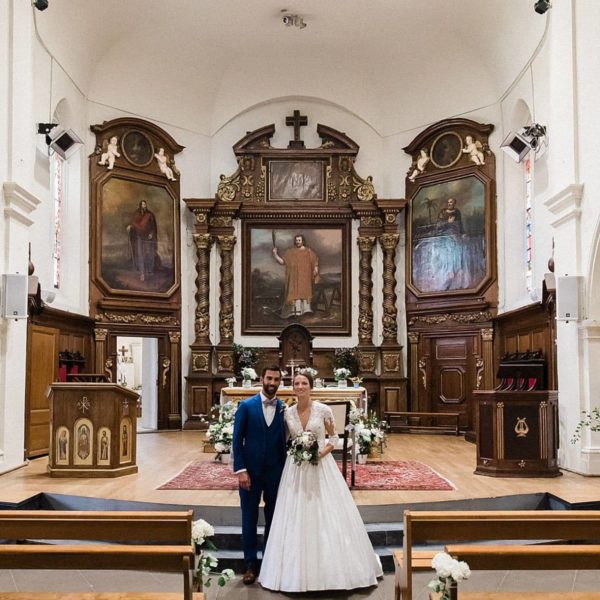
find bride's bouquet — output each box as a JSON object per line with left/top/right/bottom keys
{"left": 288, "top": 431, "right": 319, "bottom": 466}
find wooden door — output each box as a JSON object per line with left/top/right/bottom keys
{"left": 25, "top": 324, "right": 59, "bottom": 457}
{"left": 429, "top": 335, "right": 475, "bottom": 429}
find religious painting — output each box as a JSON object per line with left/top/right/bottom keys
{"left": 55, "top": 426, "right": 69, "bottom": 466}
{"left": 98, "top": 178, "right": 178, "bottom": 296}
{"left": 269, "top": 160, "right": 324, "bottom": 201}
{"left": 430, "top": 132, "right": 463, "bottom": 168}
{"left": 409, "top": 175, "right": 487, "bottom": 295}
{"left": 97, "top": 427, "right": 111, "bottom": 466}
{"left": 73, "top": 418, "right": 93, "bottom": 466}
{"left": 242, "top": 222, "right": 350, "bottom": 335}
{"left": 122, "top": 130, "right": 154, "bottom": 167}
{"left": 119, "top": 417, "right": 132, "bottom": 463}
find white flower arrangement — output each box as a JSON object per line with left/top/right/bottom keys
{"left": 191, "top": 518, "right": 235, "bottom": 591}
{"left": 333, "top": 367, "right": 351, "bottom": 381}
{"left": 241, "top": 366, "right": 258, "bottom": 381}
{"left": 298, "top": 367, "right": 318, "bottom": 379}
{"left": 428, "top": 552, "right": 470, "bottom": 599}
{"left": 225, "top": 376, "right": 236, "bottom": 386}
{"left": 288, "top": 431, "right": 319, "bottom": 466}
{"left": 206, "top": 402, "right": 237, "bottom": 455}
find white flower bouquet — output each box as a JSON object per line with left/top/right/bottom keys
{"left": 333, "top": 367, "right": 351, "bottom": 381}
{"left": 298, "top": 367, "right": 318, "bottom": 379}
{"left": 206, "top": 402, "right": 236, "bottom": 456}
{"left": 241, "top": 366, "right": 258, "bottom": 381}
{"left": 428, "top": 552, "right": 470, "bottom": 600}
{"left": 288, "top": 430, "right": 319, "bottom": 466}
{"left": 225, "top": 376, "right": 236, "bottom": 386}
{"left": 191, "top": 518, "right": 235, "bottom": 591}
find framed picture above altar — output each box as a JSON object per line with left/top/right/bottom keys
{"left": 408, "top": 174, "right": 492, "bottom": 297}
{"left": 242, "top": 221, "right": 351, "bottom": 335}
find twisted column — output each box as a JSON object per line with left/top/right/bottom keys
{"left": 216, "top": 235, "right": 236, "bottom": 343}
{"left": 380, "top": 233, "right": 400, "bottom": 344}
{"left": 193, "top": 233, "right": 213, "bottom": 344}
{"left": 357, "top": 236, "right": 376, "bottom": 345}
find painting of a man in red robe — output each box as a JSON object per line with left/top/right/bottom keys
{"left": 127, "top": 200, "right": 159, "bottom": 282}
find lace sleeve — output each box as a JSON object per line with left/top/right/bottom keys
{"left": 323, "top": 404, "right": 339, "bottom": 447}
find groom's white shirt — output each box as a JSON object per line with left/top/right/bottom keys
{"left": 234, "top": 391, "right": 277, "bottom": 474}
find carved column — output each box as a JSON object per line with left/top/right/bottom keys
{"left": 215, "top": 234, "right": 236, "bottom": 373}
{"left": 480, "top": 327, "right": 495, "bottom": 389}
{"left": 94, "top": 328, "right": 108, "bottom": 373}
{"left": 408, "top": 331, "right": 420, "bottom": 412}
{"left": 357, "top": 235, "right": 377, "bottom": 374}
{"left": 193, "top": 233, "right": 213, "bottom": 345}
{"left": 380, "top": 232, "right": 402, "bottom": 377}
{"left": 168, "top": 331, "right": 181, "bottom": 427}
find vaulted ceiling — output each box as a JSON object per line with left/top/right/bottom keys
{"left": 36, "top": 0, "right": 546, "bottom": 136}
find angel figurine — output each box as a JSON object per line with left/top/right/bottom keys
{"left": 98, "top": 136, "right": 120, "bottom": 170}
{"left": 154, "top": 147, "right": 176, "bottom": 181}
{"left": 462, "top": 135, "right": 485, "bottom": 165}
{"left": 408, "top": 148, "right": 430, "bottom": 182}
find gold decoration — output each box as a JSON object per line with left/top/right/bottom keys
{"left": 515, "top": 417, "right": 529, "bottom": 438}
{"left": 475, "top": 357, "right": 484, "bottom": 390}
{"left": 94, "top": 328, "right": 108, "bottom": 341}
{"left": 241, "top": 174, "right": 254, "bottom": 200}
{"left": 353, "top": 175, "right": 375, "bottom": 202}
{"left": 97, "top": 312, "right": 180, "bottom": 326}
{"left": 418, "top": 357, "right": 427, "bottom": 389}
{"left": 326, "top": 165, "right": 337, "bottom": 202}
{"left": 77, "top": 396, "right": 91, "bottom": 413}
{"left": 161, "top": 357, "right": 171, "bottom": 388}
{"left": 383, "top": 352, "right": 401, "bottom": 373}
{"left": 321, "top": 140, "right": 335, "bottom": 149}
{"left": 209, "top": 216, "right": 232, "bottom": 228}
{"left": 481, "top": 327, "right": 494, "bottom": 342}
{"left": 193, "top": 233, "right": 212, "bottom": 250}
{"left": 358, "top": 352, "right": 376, "bottom": 372}
{"left": 407, "top": 331, "right": 420, "bottom": 344}
{"left": 192, "top": 352, "right": 210, "bottom": 372}
{"left": 385, "top": 213, "right": 397, "bottom": 224}
{"left": 518, "top": 460, "right": 526, "bottom": 468}
{"left": 217, "top": 168, "right": 241, "bottom": 202}
{"left": 255, "top": 165, "right": 266, "bottom": 202}
{"left": 193, "top": 211, "right": 207, "bottom": 224}
{"left": 408, "top": 311, "right": 493, "bottom": 326}
{"left": 216, "top": 235, "right": 236, "bottom": 252}
{"left": 361, "top": 216, "right": 383, "bottom": 228}
{"left": 357, "top": 235, "right": 376, "bottom": 252}
{"left": 104, "top": 357, "right": 113, "bottom": 381}
{"left": 217, "top": 351, "right": 234, "bottom": 372}
{"left": 168, "top": 331, "right": 181, "bottom": 343}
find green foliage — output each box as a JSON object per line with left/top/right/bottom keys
{"left": 571, "top": 407, "right": 600, "bottom": 443}
{"left": 333, "top": 347, "right": 359, "bottom": 375}
{"left": 233, "top": 343, "right": 261, "bottom": 376}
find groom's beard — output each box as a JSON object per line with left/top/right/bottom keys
{"left": 262, "top": 383, "right": 278, "bottom": 397}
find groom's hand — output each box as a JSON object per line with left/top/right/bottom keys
{"left": 238, "top": 471, "right": 251, "bottom": 491}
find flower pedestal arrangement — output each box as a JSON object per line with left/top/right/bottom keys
{"left": 428, "top": 552, "right": 470, "bottom": 600}
{"left": 206, "top": 402, "right": 236, "bottom": 462}
{"left": 218, "top": 452, "right": 231, "bottom": 465}
{"left": 240, "top": 367, "right": 258, "bottom": 389}
{"left": 192, "top": 519, "right": 234, "bottom": 593}
{"left": 357, "top": 453, "right": 368, "bottom": 465}
{"left": 333, "top": 368, "right": 351, "bottom": 388}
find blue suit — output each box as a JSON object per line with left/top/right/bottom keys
{"left": 232, "top": 393, "right": 287, "bottom": 567}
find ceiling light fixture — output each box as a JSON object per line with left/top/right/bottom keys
{"left": 282, "top": 12, "right": 307, "bottom": 29}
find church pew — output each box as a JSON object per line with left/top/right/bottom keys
{"left": 0, "top": 510, "right": 196, "bottom": 600}
{"left": 394, "top": 510, "right": 600, "bottom": 600}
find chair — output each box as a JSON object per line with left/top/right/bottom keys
{"left": 326, "top": 400, "right": 355, "bottom": 487}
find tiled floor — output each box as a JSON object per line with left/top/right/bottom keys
{"left": 2, "top": 570, "right": 600, "bottom": 599}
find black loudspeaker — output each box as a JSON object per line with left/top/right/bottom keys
{"left": 556, "top": 275, "right": 582, "bottom": 321}
{"left": 32, "top": 0, "right": 49, "bottom": 11}
{"left": 1, "top": 274, "right": 28, "bottom": 319}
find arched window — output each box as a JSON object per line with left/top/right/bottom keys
{"left": 50, "top": 151, "right": 65, "bottom": 289}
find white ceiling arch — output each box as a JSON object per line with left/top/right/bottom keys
{"left": 35, "top": 0, "right": 547, "bottom": 137}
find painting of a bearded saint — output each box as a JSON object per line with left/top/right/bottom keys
{"left": 99, "top": 179, "right": 177, "bottom": 294}
{"left": 243, "top": 224, "right": 350, "bottom": 335}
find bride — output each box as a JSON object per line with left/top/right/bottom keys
{"left": 259, "top": 371, "right": 383, "bottom": 592}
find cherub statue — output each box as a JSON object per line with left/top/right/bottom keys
{"left": 408, "top": 148, "right": 430, "bottom": 182}
{"left": 462, "top": 135, "right": 485, "bottom": 165}
{"left": 99, "top": 136, "right": 120, "bottom": 170}
{"left": 154, "top": 147, "right": 176, "bottom": 181}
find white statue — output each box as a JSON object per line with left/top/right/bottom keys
{"left": 408, "top": 148, "right": 430, "bottom": 182}
{"left": 99, "top": 136, "right": 120, "bottom": 170}
{"left": 154, "top": 147, "right": 176, "bottom": 181}
{"left": 462, "top": 135, "right": 485, "bottom": 165}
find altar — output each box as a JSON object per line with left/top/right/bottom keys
{"left": 220, "top": 385, "right": 368, "bottom": 412}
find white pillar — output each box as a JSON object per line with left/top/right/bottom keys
{"left": 0, "top": 183, "right": 40, "bottom": 474}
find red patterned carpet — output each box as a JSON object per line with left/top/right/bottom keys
{"left": 158, "top": 459, "right": 454, "bottom": 491}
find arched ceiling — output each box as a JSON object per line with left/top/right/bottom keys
{"left": 35, "top": 0, "right": 546, "bottom": 137}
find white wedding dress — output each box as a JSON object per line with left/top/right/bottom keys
{"left": 259, "top": 401, "right": 383, "bottom": 592}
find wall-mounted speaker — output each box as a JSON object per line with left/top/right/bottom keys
{"left": 1, "top": 274, "right": 29, "bottom": 319}
{"left": 556, "top": 275, "right": 583, "bottom": 321}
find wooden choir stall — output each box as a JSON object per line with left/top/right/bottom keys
{"left": 47, "top": 382, "right": 139, "bottom": 477}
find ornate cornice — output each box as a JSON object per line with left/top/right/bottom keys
{"left": 408, "top": 311, "right": 493, "bottom": 326}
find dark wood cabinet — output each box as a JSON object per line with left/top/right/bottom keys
{"left": 474, "top": 390, "right": 560, "bottom": 477}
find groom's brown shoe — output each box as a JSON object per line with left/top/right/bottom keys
{"left": 242, "top": 567, "right": 257, "bottom": 585}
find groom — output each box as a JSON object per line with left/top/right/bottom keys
{"left": 232, "top": 365, "right": 287, "bottom": 585}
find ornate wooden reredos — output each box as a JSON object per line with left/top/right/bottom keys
{"left": 89, "top": 117, "right": 184, "bottom": 429}
{"left": 403, "top": 118, "right": 497, "bottom": 436}
{"left": 185, "top": 112, "right": 405, "bottom": 387}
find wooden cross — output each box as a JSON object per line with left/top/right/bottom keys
{"left": 286, "top": 110, "right": 307, "bottom": 148}
{"left": 118, "top": 345, "right": 129, "bottom": 359}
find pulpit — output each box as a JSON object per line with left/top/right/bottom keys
{"left": 47, "top": 383, "right": 139, "bottom": 477}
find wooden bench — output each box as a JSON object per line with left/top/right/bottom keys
{"left": 386, "top": 411, "right": 460, "bottom": 435}
{"left": 0, "top": 510, "right": 199, "bottom": 600}
{"left": 394, "top": 510, "right": 600, "bottom": 600}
